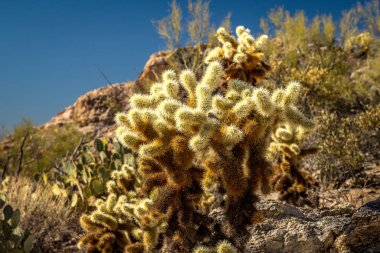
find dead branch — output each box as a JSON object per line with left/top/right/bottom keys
{"left": 16, "top": 131, "right": 29, "bottom": 178}
{"left": 1, "top": 156, "right": 10, "bottom": 181}
{"left": 71, "top": 135, "right": 85, "bottom": 161}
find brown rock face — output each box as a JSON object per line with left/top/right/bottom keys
{"left": 42, "top": 47, "right": 197, "bottom": 136}
{"left": 43, "top": 82, "right": 134, "bottom": 137}
{"left": 246, "top": 199, "right": 380, "bottom": 253}
{"left": 134, "top": 50, "right": 172, "bottom": 93}
{"left": 134, "top": 44, "right": 209, "bottom": 93}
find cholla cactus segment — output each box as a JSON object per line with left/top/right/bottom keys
{"left": 162, "top": 69, "right": 177, "bottom": 82}
{"left": 180, "top": 69, "right": 197, "bottom": 106}
{"left": 216, "top": 241, "right": 239, "bottom": 253}
{"left": 268, "top": 124, "right": 303, "bottom": 159}
{"left": 205, "top": 26, "right": 270, "bottom": 85}
{"left": 229, "top": 79, "right": 254, "bottom": 92}
{"left": 233, "top": 53, "right": 248, "bottom": 64}
{"left": 201, "top": 61, "right": 224, "bottom": 90}
{"left": 255, "top": 35, "right": 269, "bottom": 48}
{"left": 194, "top": 246, "right": 217, "bottom": 253}
{"left": 78, "top": 162, "right": 168, "bottom": 253}
{"left": 114, "top": 112, "right": 129, "bottom": 126}
{"left": 252, "top": 88, "right": 275, "bottom": 117}
{"left": 282, "top": 81, "right": 301, "bottom": 107}
{"left": 285, "top": 106, "right": 316, "bottom": 130}
{"left": 193, "top": 241, "right": 239, "bottom": 253}
{"left": 268, "top": 124, "right": 318, "bottom": 206}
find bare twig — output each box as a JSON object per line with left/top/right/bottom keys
{"left": 71, "top": 135, "right": 85, "bottom": 161}
{"left": 16, "top": 131, "right": 29, "bottom": 178}
{"left": 95, "top": 64, "right": 112, "bottom": 86}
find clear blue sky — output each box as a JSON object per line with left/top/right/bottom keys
{"left": 0, "top": 0, "right": 364, "bottom": 130}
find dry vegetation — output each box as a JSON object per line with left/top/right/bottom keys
{"left": 2, "top": 177, "right": 81, "bottom": 252}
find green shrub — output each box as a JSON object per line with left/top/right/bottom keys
{"left": 0, "top": 120, "right": 82, "bottom": 177}
{"left": 260, "top": 4, "right": 380, "bottom": 114}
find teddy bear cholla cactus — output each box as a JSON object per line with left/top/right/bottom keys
{"left": 268, "top": 122, "right": 318, "bottom": 206}
{"left": 193, "top": 240, "right": 239, "bottom": 253}
{"left": 205, "top": 26, "right": 271, "bottom": 85}
{"left": 114, "top": 61, "right": 314, "bottom": 252}
{"left": 78, "top": 164, "right": 168, "bottom": 253}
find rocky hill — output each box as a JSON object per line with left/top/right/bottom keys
{"left": 41, "top": 48, "right": 179, "bottom": 138}
{"left": 42, "top": 82, "right": 134, "bottom": 137}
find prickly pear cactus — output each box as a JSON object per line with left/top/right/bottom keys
{"left": 0, "top": 198, "right": 40, "bottom": 253}
{"left": 38, "top": 137, "right": 135, "bottom": 209}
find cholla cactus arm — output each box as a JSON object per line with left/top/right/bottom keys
{"left": 194, "top": 246, "right": 217, "bottom": 253}
{"left": 201, "top": 61, "right": 224, "bottom": 91}
{"left": 78, "top": 162, "right": 167, "bottom": 253}
{"left": 193, "top": 241, "right": 239, "bottom": 253}
{"left": 268, "top": 123, "right": 317, "bottom": 206}
{"left": 285, "top": 106, "right": 315, "bottom": 129}
{"left": 205, "top": 47, "right": 224, "bottom": 63}
{"left": 255, "top": 35, "right": 269, "bottom": 49}
{"left": 228, "top": 79, "right": 254, "bottom": 92}
{"left": 271, "top": 81, "right": 315, "bottom": 130}
{"left": 216, "top": 241, "right": 239, "bottom": 253}
{"left": 252, "top": 88, "right": 275, "bottom": 117}
{"left": 180, "top": 69, "right": 197, "bottom": 107}
{"left": 162, "top": 70, "right": 180, "bottom": 99}
{"left": 216, "top": 27, "right": 237, "bottom": 46}
{"left": 205, "top": 26, "right": 270, "bottom": 85}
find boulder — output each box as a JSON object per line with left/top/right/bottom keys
{"left": 246, "top": 198, "right": 380, "bottom": 253}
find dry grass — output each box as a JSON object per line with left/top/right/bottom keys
{"left": 3, "top": 177, "right": 82, "bottom": 252}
